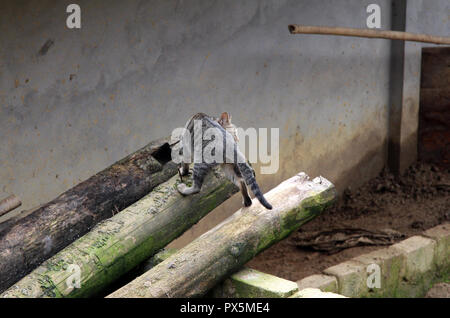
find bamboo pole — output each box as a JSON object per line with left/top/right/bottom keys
{"left": 107, "top": 172, "right": 336, "bottom": 298}
{"left": 0, "top": 168, "right": 238, "bottom": 298}
{"left": 0, "top": 137, "right": 178, "bottom": 293}
{"left": 288, "top": 25, "right": 450, "bottom": 45}
{"left": 0, "top": 195, "right": 21, "bottom": 217}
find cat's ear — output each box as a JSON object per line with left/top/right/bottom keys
{"left": 219, "top": 112, "right": 231, "bottom": 125}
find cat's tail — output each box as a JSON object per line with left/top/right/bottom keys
{"left": 236, "top": 162, "right": 273, "bottom": 210}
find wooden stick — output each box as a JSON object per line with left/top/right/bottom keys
{"left": 0, "top": 195, "right": 21, "bottom": 217}
{"left": 107, "top": 172, "right": 336, "bottom": 298}
{"left": 0, "top": 169, "right": 238, "bottom": 298}
{"left": 288, "top": 25, "right": 450, "bottom": 45}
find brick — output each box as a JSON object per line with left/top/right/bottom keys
{"left": 212, "top": 267, "right": 298, "bottom": 298}
{"left": 290, "top": 288, "right": 347, "bottom": 298}
{"left": 425, "top": 283, "right": 450, "bottom": 298}
{"left": 423, "top": 223, "right": 450, "bottom": 269}
{"left": 296, "top": 274, "right": 338, "bottom": 293}
{"left": 323, "top": 260, "right": 367, "bottom": 297}
{"left": 390, "top": 236, "right": 436, "bottom": 281}
{"left": 353, "top": 247, "right": 405, "bottom": 296}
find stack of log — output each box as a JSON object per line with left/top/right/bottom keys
{"left": 107, "top": 173, "right": 336, "bottom": 298}
{"left": 0, "top": 135, "right": 336, "bottom": 298}
{"left": 0, "top": 167, "right": 238, "bottom": 297}
{"left": 0, "top": 137, "right": 178, "bottom": 292}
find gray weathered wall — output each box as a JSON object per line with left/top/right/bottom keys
{"left": 0, "top": 1, "right": 447, "bottom": 245}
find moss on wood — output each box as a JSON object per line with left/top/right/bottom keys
{"left": 1, "top": 168, "right": 238, "bottom": 298}
{"left": 0, "top": 137, "right": 179, "bottom": 293}
{"left": 108, "top": 172, "right": 336, "bottom": 298}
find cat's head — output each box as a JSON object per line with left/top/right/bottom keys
{"left": 217, "top": 112, "right": 239, "bottom": 142}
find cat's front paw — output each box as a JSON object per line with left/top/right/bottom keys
{"left": 177, "top": 183, "right": 188, "bottom": 195}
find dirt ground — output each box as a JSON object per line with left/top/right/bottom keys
{"left": 247, "top": 162, "right": 450, "bottom": 282}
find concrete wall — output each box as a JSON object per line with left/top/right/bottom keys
{"left": 0, "top": 0, "right": 446, "bottom": 244}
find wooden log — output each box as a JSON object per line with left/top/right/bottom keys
{"left": 0, "top": 204, "right": 43, "bottom": 234}
{"left": 0, "top": 195, "right": 21, "bottom": 217}
{"left": 288, "top": 25, "right": 450, "bottom": 45}
{"left": 0, "top": 137, "right": 178, "bottom": 293}
{"left": 0, "top": 168, "right": 238, "bottom": 298}
{"left": 107, "top": 172, "right": 336, "bottom": 298}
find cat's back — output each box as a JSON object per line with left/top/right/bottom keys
{"left": 185, "top": 112, "right": 211, "bottom": 130}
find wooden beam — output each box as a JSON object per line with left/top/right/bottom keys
{"left": 0, "top": 168, "right": 238, "bottom": 298}
{"left": 107, "top": 172, "right": 336, "bottom": 298}
{"left": 288, "top": 25, "right": 450, "bottom": 45}
{"left": 0, "top": 137, "right": 178, "bottom": 293}
{"left": 0, "top": 195, "right": 21, "bottom": 218}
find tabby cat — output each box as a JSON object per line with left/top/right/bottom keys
{"left": 173, "top": 112, "right": 272, "bottom": 210}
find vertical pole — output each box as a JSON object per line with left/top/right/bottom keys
{"left": 387, "top": 0, "right": 407, "bottom": 175}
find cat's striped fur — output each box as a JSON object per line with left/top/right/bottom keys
{"left": 176, "top": 112, "right": 272, "bottom": 210}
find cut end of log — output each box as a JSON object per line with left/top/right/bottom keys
{"left": 0, "top": 195, "right": 22, "bottom": 218}
{"left": 150, "top": 142, "right": 172, "bottom": 165}
{"left": 288, "top": 24, "right": 296, "bottom": 34}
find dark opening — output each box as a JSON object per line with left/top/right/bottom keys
{"left": 418, "top": 47, "right": 450, "bottom": 169}
{"left": 151, "top": 142, "right": 172, "bottom": 165}
{"left": 288, "top": 25, "right": 296, "bottom": 34}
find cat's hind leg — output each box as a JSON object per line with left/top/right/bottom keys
{"left": 240, "top": 180, "right": 253, "bottom": 207}
{"left": 177, "top": 163, "right": 211, "bottom": 195}
{"left": 179, "top": 163, "right": 190, "bottom": 176}
{"left": 221, "top": 164, "right": 252, "bottom": 207}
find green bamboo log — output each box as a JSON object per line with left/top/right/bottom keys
{"left": 107, "top": 172, "right": 336, "bottom": 298}
{"left": 0, "top": 168, "right": 238, "bottom": 298}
